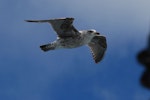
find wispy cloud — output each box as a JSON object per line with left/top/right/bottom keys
{"left": 133, "top": 91, "right": 150, "bottom": 100}
{"left": 93, "top": 86, "right": 118, "bottom": 100}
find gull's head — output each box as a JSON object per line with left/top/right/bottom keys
{"left": 87, "top": 29, "right": 100, "bottom": 37}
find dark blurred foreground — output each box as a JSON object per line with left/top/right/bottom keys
{"left": 137, "top": 34, "right": 150, "bottom": 89}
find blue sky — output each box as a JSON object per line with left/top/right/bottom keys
{"left": 1, "top": 0, "right": 150, "bottom": 100}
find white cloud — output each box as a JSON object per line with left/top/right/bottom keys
{"left": 133, "top": 91, "right": 150, "bottom": 100}
{"left": 93, "top": 85, "right": 118, "bottom": 100}
{"left": 100, "top": 89, "right": 118, "bottom": 100}
{"left": 25, "top": 0, "right": 150, "bottom": 49}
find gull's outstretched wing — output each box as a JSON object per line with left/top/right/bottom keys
{"left": 25, "top": 17, "right": 80, "bottom": 38}
{"left": 88, "top": 36, "right": 107, "bottom": 63}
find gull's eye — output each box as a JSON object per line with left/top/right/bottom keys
{"left": 88, "top": 30, "right": 93, "bottom": 33}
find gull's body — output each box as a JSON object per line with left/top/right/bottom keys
{"left": 50, "top": 30, "right": 98, "bottom": 49}
{"left": 25, "top": 18, "right": 107, "bottom": 63}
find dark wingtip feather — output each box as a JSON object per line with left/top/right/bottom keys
{"left": 25, "top": 20, "right": 36, "bottom": 22}
{"left": 95, "top": 60, "right": 99, "bottom": 64}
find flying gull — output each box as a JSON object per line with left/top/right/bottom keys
{"left": 25, "top": 17, "right": 107, "bottom": 63}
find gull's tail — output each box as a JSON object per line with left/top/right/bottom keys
{"left": 40, "top": 43, "right": 56, "bottom": 52}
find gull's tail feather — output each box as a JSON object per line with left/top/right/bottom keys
{"left": 40, "top": 43, "right": 56, "bottom": 52}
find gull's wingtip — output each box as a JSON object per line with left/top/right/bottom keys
{"left": 24, "top": 20, "right": 35, "bottom": 22}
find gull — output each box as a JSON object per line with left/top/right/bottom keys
{"left": 25, "top": 17, "right": 107, "bottom": 63}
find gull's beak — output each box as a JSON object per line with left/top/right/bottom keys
{"left": 95, "top": 32, "right": 100, "bottom": 35}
